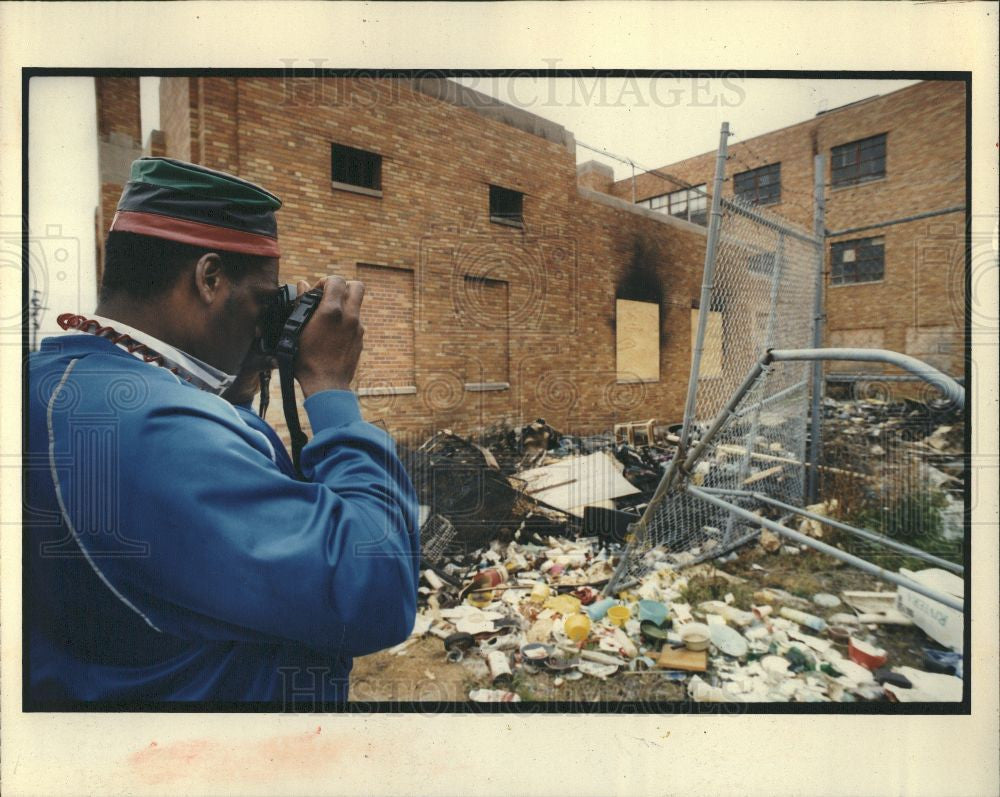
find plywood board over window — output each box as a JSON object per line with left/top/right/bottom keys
{"left": 691, "top": 308, "right": 724, "bottom": 378}
{"left": 616, "top": 299, "right": 659, "bottom": 383}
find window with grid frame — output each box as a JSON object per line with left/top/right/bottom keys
{"left": 831, "top": 236, "right": 885, "bottom": 285}
{"left": 831, "top": 133, "right": 887, "bottom": 188}
{"left": 331, "top": 143, "right": 382, "bottom": 192}
{"left": 637, "top": 184, "right": 707, "bottom": 226}
{"left": 733, "top": 162, "right": 781, "bottom": 205}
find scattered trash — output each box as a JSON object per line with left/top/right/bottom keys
{"left": 710, "top": 624, "right": 749, "bottom": 658}
{"left": 798, "top": 499, "right": 838, "bottom": 538}
{"left": 812, "top": 593, "right": 841, "bottom": 609}
{"left": 883, "top": 668, "right": 962, "bottom": 702}
{"left": 759, "top": 529, "right": 782, "bottom": 553}
{"left": 679, "top": 623, "right": 711, "bottom": 651}
{"left": 563, "top": 613, "right": 592, "bottom": 642}
{"left": 486, "top": 650, "right": 513, "bottom": 686}
{"left": 848, "top": 637, "right": 889, "bottom": 671}
{"left": 386, "top": 413, "right": 965, "bottom": 704}
{"left": 779, "top": 607, "right": 827, "bottom": 633}
{"left": 827, "top": 625, "right": 852, "bottom": 644}
{"left": 897, "top": 568, "right": 964, "bottom": 653}
{"left": 840, "top": 591, "right": 912, "bottom": 625}
{"left": 578, "top": 661, "right": 620, "bottom": 679}
{"left": 468, "top": 688, "right": 521, "bottom": 703}
{"left": 657, "top": 646, "right": 708, "bottom": 672}
{"left": 513, "top": 451, "right": 640, "bottom": 517}
{"left": 922, "top": 648, "right": 963, "bottom": 678}
{"left": 637, "top": 600, "right": 668, "bottom": 624}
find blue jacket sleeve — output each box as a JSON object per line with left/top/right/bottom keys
{"left": 91, "top": 387, "right": 420, "bottom": 658}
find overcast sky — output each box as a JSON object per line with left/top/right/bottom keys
{"left": 28, "top": 74, "right": 917, "bottom": 339}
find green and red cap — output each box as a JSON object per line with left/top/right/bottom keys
{"left": 110, "top": 157, "right": 282, "bottom": 257}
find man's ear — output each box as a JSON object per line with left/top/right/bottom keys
{"left": 193, "top": 253, "right": 226, "bottom": 304}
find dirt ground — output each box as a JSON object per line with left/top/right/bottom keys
{"left": 349, "top": 538, "right": 941, "bottom": 703}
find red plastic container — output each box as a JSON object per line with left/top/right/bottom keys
{"left": 848, "top": 637, "right": 888, "bottom": 670}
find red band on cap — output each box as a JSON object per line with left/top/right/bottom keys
{"left": 110, "top": 210, "right": 280, "bottom": 257}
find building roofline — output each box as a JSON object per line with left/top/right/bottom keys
{"left": 408, "top": 78, "right": 576, "bottom": 156}
{"left": 577, "top": 185, "right": 708, "bottom": 236}
{"left": 615, "top": 79, "right": 934, "bottom": 187}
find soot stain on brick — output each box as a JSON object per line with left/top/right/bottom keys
{"left": 613, "top": 236, "right": 671, "bottom": 344}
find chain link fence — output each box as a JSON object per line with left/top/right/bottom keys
{"left": 614, "top": 177, "right": 824, "bottom": 582}
{"left": 815, "top": 389, "right": 965, "bottom": 569}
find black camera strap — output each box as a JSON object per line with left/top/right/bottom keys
{"left": 272, "top": 288, "right": 323, "bottom": 478}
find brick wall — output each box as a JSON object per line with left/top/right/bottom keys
{"left": 159, "top": 78, "right": 195, "bottom": 163}
{"left": 606, "top": 80, "right": 967, "bottom": 380}
{"left": 94, "top": 77, "right": 143, "bottom": 286}
{"left": 356, "top": 263, "right": 416, "bottom": 389}
{"left": 460, "top": 276, "right": 509, "bottom": 384}
{"left": 96, "top": 78, "right": 141, "bottom": 140}
{"left": 149, "top": 77, "right": 708, "bottom": 439}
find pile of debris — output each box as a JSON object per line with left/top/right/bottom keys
{"left": 818, "top": 395, "right": 965, "bottom": 542}
{"left": 392, "top": 531, "right": 963, "bottom": 703}
{"left": 385, "top": 414, "right": 964, "bottom": 704}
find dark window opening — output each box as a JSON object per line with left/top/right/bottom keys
{"left": 489, "top": 185, "right": 524, "bottom": 226}
{"left": 331, "top": 143, "right": 382, "bottom": 191}
{"left": 733, "top": 162, "right": 781, "bottom": 205}
{"left": 831, "top": 133, "right": 886, "bottom": 188}
{"left": 831, "top": 236, "right": 885, "bottom": 285}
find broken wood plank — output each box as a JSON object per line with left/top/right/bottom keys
{"left": 742, "top": 464, "right": 785, "bottom": 485}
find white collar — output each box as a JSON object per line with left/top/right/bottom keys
{"left": 69, "top": 314, "right": 236, "bottom": 394}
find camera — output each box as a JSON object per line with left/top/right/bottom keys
{"left": 256, "top": 283, "right": 326, "bottom": 357}
{"left": 257, "top": 283, "right": 299, "bottom": 355}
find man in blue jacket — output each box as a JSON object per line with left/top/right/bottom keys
{"left": 26, "top": 157, "right": 420, "bottom": 705}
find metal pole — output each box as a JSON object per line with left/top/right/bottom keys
{"left": 605, "top": 122, "right": 732, "bottom": 597}
{"left": 678, "top": 121, "right": 730, "bottom": 452}
{"left": 769, "top": 348, "right": 965, "bottom": 409}
{"left": 605, "top": 356, "right": 767, "bottom": 596}
{"left": 807, "top": 153, "right": 826, "bottom": 503}
{"left": 698, "top": 486, "right": 964, "bottom": 574}
{"left": 733, "top": 379, "right": 808, "bottom": 418}
{"left": 688, "top": 486, "right": 964, "bottom": 612}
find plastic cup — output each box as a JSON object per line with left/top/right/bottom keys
{"left": 564, "top": 612, "right": 592, "bottom": 642}
{"left": 607, "top": 605, "right": 631, "bottom": 627}
{"left": 586, "top": 597, "right": 617, "bottom": 621}
{"left": 637, "top": 600, "right": 668, "bottom": 625}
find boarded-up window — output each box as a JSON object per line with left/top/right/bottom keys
{"left": 463, "top": 276, "right": 509, "bottom": 384}
{"left": 356, "top": 264, "right": 415, "bottom": 387}
{"left": 616, "top": 299, "right": 659, "bottom": 383}
{"left": 691, "top": 308, "right": 723, "bottom": 378}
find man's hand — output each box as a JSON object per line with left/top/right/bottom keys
{"left": 293, "top": 276, "right": 365, "bottom": 397}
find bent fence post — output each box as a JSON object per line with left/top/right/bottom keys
{"left": 688, "top": 486, "right": 964, "bottom": 613}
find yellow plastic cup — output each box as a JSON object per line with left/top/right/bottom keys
{"left": 607, "top": 605, "right": 631, "bottom": 627}
{"left": 564, "top": 612, "right": 592, "bottom": 642}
